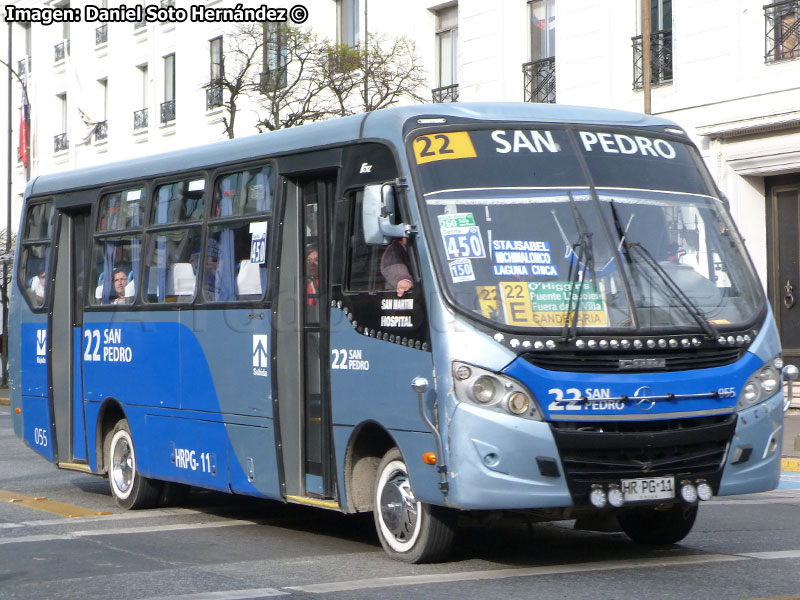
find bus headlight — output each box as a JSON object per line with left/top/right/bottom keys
{"left": 472, "top": 376, "right": 498, "bottom": 404}
{"left": 736, "top": 357, "right": 781, "bottom": 411}
{"left": 453, "top": 362, "right": 542, "bottom": 421}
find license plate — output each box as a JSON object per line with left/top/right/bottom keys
{"left": 621, "top": 476, "right": 675, "bottom": 502}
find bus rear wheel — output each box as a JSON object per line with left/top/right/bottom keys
{"left": 106, "top": 419, "right": 161, "bottom": 510}
{"left": 618, "top": 503, "right": 698, "bottom": 545}
{"left": 373, "top": 448, "right": 455, "bottom": 563}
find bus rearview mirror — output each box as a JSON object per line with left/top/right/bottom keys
{"left": 362, "top": 183, "right": 412, "bottom": 244}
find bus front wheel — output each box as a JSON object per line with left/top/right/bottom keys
{"left": 373, "top": 448, "right": 455, "bottom": 563}
{"left": 106, "top": 419, "right": 161, "bottom": 510}
{"left": 618, "top": 503, "right": 698, "bottom": 545}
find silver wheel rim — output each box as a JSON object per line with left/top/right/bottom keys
{"left": 377, "top": 459, "right": 422, "bottom": 552}
{"left": 110, "top": 430, "right": 134, "bottom": 500}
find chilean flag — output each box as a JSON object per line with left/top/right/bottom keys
{"left": 18, "top": 92, "right": 29, "bottom": 169}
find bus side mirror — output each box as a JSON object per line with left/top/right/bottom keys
{"left": 362, "top": 183, "right": 413, "bottom": 244}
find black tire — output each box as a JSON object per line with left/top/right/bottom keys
{"left": 618, "top": 503, "right": 698, "bottom": 545}
{"left": 373, "top": 448, "right": 455, "bottom": 563}
{"left": 106, "top": 419, "right": 162, "bottom": 510}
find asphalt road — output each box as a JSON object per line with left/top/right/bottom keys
{"left": 1, "top": 407, "right": 800, "bottom": 600}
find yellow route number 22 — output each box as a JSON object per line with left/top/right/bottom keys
{"left": 413, "top": 131, "right": 477, "bottom": 164}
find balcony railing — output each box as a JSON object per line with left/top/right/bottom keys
{"left": 96, "top": 24, "right": 108, "bottom": 46}
{"left": 134, "top": 108, "right": 149, "bottom": 130}
{"left": 632, "top": 29, "right": 673, "bottom": 89}
{"left": 17, "top": 56, "right": 31, "bottom": 79}
{"left": 96, "top": 121, "right": 108, "bottom": 141}
{"left": 523, "top": 57, "right": 556, "bottom": 103}
{"left": 432, "top": 83, "right": 459, "bottom": 103}
{"left": 54, "top": 133, "right": 68, "bottom": 153}
{"left": 206, "top": 85, "right": 224, "bottom": 110}
{"left": 54, "top": 39, "right": 70, "bottom": 63}
{"left": 160, "top": 100, "right": 176, "bottom": 123}
{"left": 765, "top": 0, "right": 800, "bottom": 62}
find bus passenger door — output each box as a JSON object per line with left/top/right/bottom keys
{"left": 274, "top": 175, "right": 337, "bottom": 502}
{"left": 50, "top": 209, "right": 91, "bottom": 466}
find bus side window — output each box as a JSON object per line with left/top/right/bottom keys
{"left": 345, "top": 190, "right": 385, "bottom": 292}
{"left": 90, "top": 187, "right": 145, "bottom": 306}
{"left": 204, "top": 166, "right": 273, "bottom": 302}
{"left": 144, "top": 178, "right": 205, "bottom": 304}
{"left": 18, "top": 200, "right": 54, "bottom": 310}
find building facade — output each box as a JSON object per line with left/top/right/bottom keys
{"left": 3, "top": 0, "right": 800, "bottom": 355}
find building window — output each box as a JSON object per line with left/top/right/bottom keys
{"left": 433, "top": 4, "right": 458, "bottom": 103}
{"left": 337, "top": 0, "right": 360, "bottom": 47}
{"left": 55, "top": 93, "right": 68, "bottom": 152}
{"left": 261, "top": 22, "right": 288, "bottom": 90}
{"left": 96, "top": 79, "right": 108, "bottom": 141}
{"left": 632, "top": 0, "right": 673, "bottom": 89}
{"left": 524, "top": 0, "right": 556, "bottom": 103}
{"left": 55, "top": 4, "right": 71, "bottom": 62}
{"left": 134, "top": 64, "right": 148, "bottom": 130}
{"left": 207, "top": 37, "right": 224, "bottom": 109}
{"left": 766, "top": 1, "right": 799, "bottom": 63}
{"left": 161, "top": 54, "right": 176, "bottom": 123}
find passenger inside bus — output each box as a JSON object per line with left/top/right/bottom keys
{"left": 110, "top": 268, "right": 131, "bottom": 304}
{"left": 306, "top": 244, "right": 319, "bottom": 307}
{"left": 30, "top": 270, "right": 45, "bottom": 303}
{"left": 380, "top": 237, "right": 413, "bottom": 297}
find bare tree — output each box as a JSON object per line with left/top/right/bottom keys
{"left": 204, "top": 23, "right": 264, "bottom": 139}
{"left": 252, "top": 25, "right": 330, "bottom": 132}
{"left": 315, "top": 41, "right": 363, "bottom": 118}
{"left": 360, "top": 34, "right": 428, "bottom": 112}
{"left": 0, "top": 229, "right": 18, "bottom": 387}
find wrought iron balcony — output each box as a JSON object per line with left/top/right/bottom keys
{"left": 260, "top": 68, "right": 288, "bottom": 92}
{"left": 765, "top": 0, "right": 799, "bottom": 62}
{"left": 96, "top": 121, "right": 108, "bottom": 141}
{"left": 17, "top": 56, "right": 30, "bottom": 78}
{"left": 134, "top": 108, "right": 149, "bottom": 130}
{"left": 523, "top": 57, "right": 556, "bottom": 103}
{"left": 206, "top": 85, "right": 224, "bottom": 110}
{"left": 96, "top": 24, "right": 108, "bottom": 46}
{"left": 54, "top": 39, "right": 70, "bottom": 63}
{"left": 432, "top": 84, "right": 459, "bottom": 103}
{"left": 54, "top": 133, "right": 68, "bottom": 153}
{"left": 160, "top": 100, "right": 176, "bottom": 123}
{"left": 632, "top": 29, "right": 673, "bottom": 89}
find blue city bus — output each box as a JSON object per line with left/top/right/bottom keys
{"left": 9, "top": 103, "right": 794, "bottom": 562}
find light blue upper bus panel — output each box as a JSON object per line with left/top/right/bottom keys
{"left": 26, "top": 103, "right": 679, "bottom": 199}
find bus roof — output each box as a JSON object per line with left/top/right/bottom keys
{"left": 27, "top": 102, "right": 678, "bottom": 197}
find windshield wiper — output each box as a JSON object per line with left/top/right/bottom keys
{"left": 626, "top": 243, "right": 719, "bottom": 339}
{"left": 560, "top": 192, "right": 597, "bottom": 342}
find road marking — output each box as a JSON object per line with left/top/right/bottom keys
{"left": 285, "top": 554, "right": 749, "bottom": 594}
{"left": 738, "top": 550, "right": 800, "bottom": 560}
{"left": 69, "top": 519, "right": 259, "bottom": 537}
{"left": 134, "top": 589, "right": 288, "bottom": 600}
{"left": 0, "top": 489, "right": 110, "bottom": 518}
{"left": 0, "top": 519, "right": 261, "bottom": 545}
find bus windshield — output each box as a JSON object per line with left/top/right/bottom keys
{"left": 412, "top": 126, "right": 763, "bottom": 334}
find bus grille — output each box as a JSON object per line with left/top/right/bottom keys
{"left": 549, "top": 414, "right": 736, "bottom": 505}
{"left": 524, "top": 348, "right": 743, "bottom": 373}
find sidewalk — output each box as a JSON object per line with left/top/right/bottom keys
{"left": 0, "top": 388, "right": 7, "bottom": 406}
